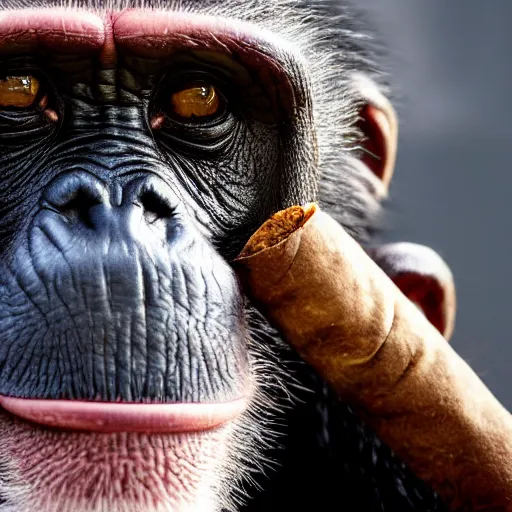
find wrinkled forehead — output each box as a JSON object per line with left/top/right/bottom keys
{"left": 0, "top": 7, "right": 308, "bottom": 108}
{"left": 0, "top": 8, "right": 292, "bottom": 64}
{"left": 0, "top": 6, "right": 315, "bottom": 117}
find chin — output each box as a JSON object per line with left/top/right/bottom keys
{"left": 0, "top": 405, "right": 248, "bottom": 512}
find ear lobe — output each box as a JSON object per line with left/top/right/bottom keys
{"left": 352, "top": 74, "right": 398, "bottom": 195}
{"left": 368, "top": 243, "right": 456, "bottom": 341}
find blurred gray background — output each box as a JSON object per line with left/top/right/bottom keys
{"left": 357, "top": 0, "right": 512, "bottom": 408}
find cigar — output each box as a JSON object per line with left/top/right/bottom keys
{"left": 233, "top": 203, "right": 512, "bottom": 511}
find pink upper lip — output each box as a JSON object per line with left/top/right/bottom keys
{"left": 0, "top": 395, "right": 246, "bottom": 433}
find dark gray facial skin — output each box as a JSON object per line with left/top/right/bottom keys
{"left": 0, "top": 1, "right": 447, "bottom": 512}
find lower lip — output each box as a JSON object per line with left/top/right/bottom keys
{"left": 0, "top": 395, "right": 246, "bottom": 433}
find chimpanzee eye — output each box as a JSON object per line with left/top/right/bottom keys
{"left": 170, "top": 85, "right": 222, "bottom": 119}
{"left": 0, "top": 75, "right": 41, "bottom": 108}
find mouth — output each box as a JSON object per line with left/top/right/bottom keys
{"left": 0, "top": 395, "right": 247, "bottom": 433}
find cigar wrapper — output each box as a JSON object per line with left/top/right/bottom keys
{"left": 233, "top": 203, "right": 512, "bottom": 511}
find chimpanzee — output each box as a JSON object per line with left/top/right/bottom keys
{"left": 0, "top": 1, "right": 453, "bottom": 511}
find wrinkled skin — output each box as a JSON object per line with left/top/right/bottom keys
{"left": 0, "top": 1, "right": 447, "bottom": 512}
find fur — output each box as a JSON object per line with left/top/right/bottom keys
{"left": 0, "top": 1, "right": 446, "bottom": 511}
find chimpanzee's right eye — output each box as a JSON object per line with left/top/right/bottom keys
{"left": 0, "top": 75, "right": 42, "bottom": 109}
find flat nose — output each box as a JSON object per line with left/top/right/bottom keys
{"left": 43, "top": 172, "right": 177, "bottom": 230}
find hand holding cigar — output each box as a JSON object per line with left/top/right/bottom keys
{"left": 234, "top": 203, "right": 512, "bottom": 512}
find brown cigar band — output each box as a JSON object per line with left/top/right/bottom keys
{"left": 233, "top": 203, "right": 512, "bottom": 511}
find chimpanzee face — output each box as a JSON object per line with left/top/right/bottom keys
{"left": 0, "top": 2, "right": 402, "bottom": 512}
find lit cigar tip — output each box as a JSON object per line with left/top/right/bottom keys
{"left": 236, "top": 203, "right": 317, "bottom": 259}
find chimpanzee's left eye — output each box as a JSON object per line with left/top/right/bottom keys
{"left": 0, "top": 75, "right": 41, "bottom": 108}
{"left": 170, "top": 85, "right": 224, "bottom": 120}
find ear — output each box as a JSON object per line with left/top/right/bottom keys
{"left": 350, "top": 76, "right": 455, "bottom": 339}
{"left": 368, "top": 243, "right": 457, "bottom": 341}
{"left": 351, "top": 73, "right": 398, "bottom": 196}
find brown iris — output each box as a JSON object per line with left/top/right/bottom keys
{"left": 0, "top": 76, "right": 40, "bottom": 108}
{"left": 171, "top": 85, "right": 221, "bottom": 119}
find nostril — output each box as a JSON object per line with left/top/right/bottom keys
{"left": 43, "top": 172, "right": 109, "bottom": 228}
{"left": 60, "top": 188, "right": 102, "bottom": 228}
{"left": 139, "top": 190, "right": 176, "bottom": 224}
{"left": 124, "top": 176, "right": 179, "bottom": 226}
